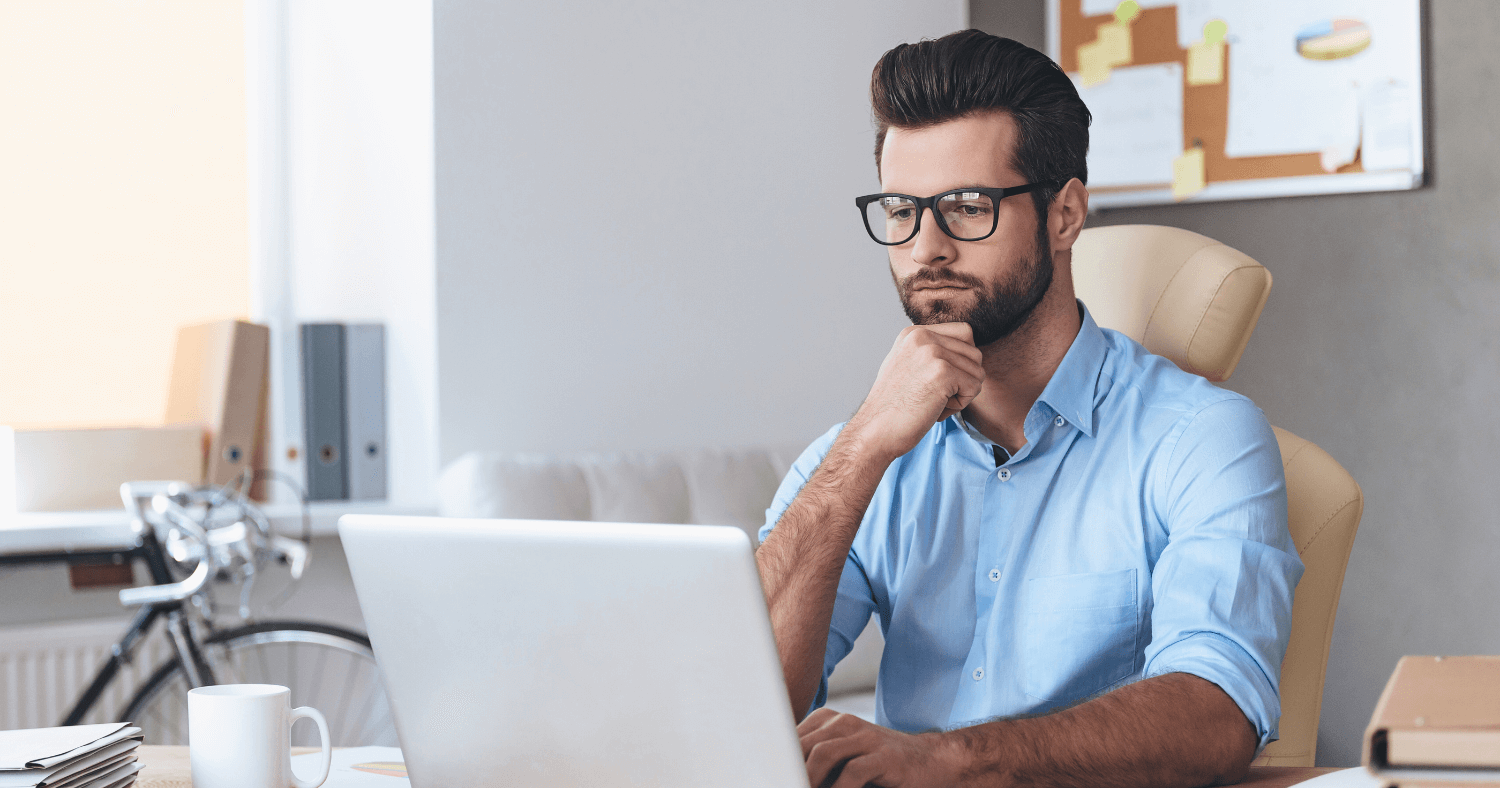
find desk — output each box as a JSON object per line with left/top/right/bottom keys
{"left": 133, "top": 745, "right": 1341, "bottom": 788}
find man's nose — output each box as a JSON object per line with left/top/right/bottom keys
{"left": 910, "top": 206, "right": 955, "bottom": 267}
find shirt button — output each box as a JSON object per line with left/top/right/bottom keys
{"left": 972, "top": 667, "right": 985, "bottom": 681}
{"left": 997, "top": 468, "right": 1011, "bottom": 481}
{"left": 1054, "top": 415, "right": 1066, "bottom": 427}
{"left": 988, "top": 568, "right": 1001, "bottom": 582}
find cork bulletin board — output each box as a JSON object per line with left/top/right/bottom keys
{"left": 1046, "top": 0, "right": 1426, "bottom": 208}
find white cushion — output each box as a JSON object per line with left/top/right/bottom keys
{"left": 678, "top": 448, "right": 781, "bottom": 543}
{"left": 436, "top": 452, "right": 590, "bottom": 521}
{"left": 579, "top": 452, "right": 691, "bottom": 524}
{"left": 766, "top": 442, "right": 815, "bottom": 482}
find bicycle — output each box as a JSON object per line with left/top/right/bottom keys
{"left": 2, "top": 476, "right": 397, "bottom": 747}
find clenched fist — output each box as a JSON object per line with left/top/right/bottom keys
{"left": 847, "top": 323, "right": 984, "bottom": 463}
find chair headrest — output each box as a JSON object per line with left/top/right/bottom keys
{"left": 1071, "top": 224, "right": 1271, "bottom": 382}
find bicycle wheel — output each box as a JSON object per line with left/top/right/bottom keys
{"left": 122, "top": 620, "right": 397, "bottom": 747}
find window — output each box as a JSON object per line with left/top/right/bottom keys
{"left": 0, "top": 1, "right": 249, "bottom": 429}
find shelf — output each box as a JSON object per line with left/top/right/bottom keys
{"left": 0, "top": 500, "right": 438, "bottom": 557}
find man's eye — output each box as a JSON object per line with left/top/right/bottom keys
{"left": 888, "top": 208, "right": 916, "bottom": 221}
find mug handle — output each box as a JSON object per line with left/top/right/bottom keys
{"left": 288, "top": 706, "right": 332, "bottom": 788}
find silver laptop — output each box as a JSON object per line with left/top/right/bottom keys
{"left": 339, "top": 515, "right": 810, "bottom": 788}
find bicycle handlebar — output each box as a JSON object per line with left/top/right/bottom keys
{"left": 117, "top": 483, "right": 216, "bottom": 607}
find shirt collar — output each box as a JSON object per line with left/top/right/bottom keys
{"left": 1034, "top": 301, "right": 1107, "bottom": 437}
{"left": 944, "top": 300, "right": 1108, "bottom": 445}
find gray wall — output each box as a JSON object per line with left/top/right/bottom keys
{"left": 976, "top": 0, "right": 1500, "bottom": 767}
{"left": 433, "top": 0, "right": 965, "bottom": 462}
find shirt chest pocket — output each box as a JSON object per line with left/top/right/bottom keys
{"left": 1017, "top": 568, "right": 1140, "bottom": 703}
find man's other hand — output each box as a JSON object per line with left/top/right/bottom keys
{"left": 798, "top": 709, "right": 961, "bottom": 788}
{"left": 849, "top": 323, "right": 984, "bottom": 462}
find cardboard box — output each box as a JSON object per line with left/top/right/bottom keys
{"left": 10, "top": 426, "right": 205, "bottom": 511}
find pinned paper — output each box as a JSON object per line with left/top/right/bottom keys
{"left": 1186, "top": 41, "right": 1225, "bottom": 85}
{"left": 1077, "top": 40, "right": 1111, "bottom": 87}
{"left": 1171, "top": 147, "right": 1205, "bottom": 200}
{"left": 1076, "top": 0, "right": 1140, "bottom": 86}
{"left": 1362, "top": 80, "right": 1413, "bottom": 171}
{"left": 1186, "top": 20, "right": 1227, "bottom": 87}
{"left": 1096, "top": 22, "right": 1132, "bottom": 67}
{"left": 1073, "top": 63, "right": 1184, "bottom": 188}
{"left": 1318, "top": 89, "right": 1362, "bottom": 172}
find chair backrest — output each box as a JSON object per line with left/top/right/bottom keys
{"left": 1073, "top": 224, "right": 1362, "bottom": 766}
{"left": 1262, "top": 427, "right": 1363, "bottom": 765}
{"left": 1072, "top": 224, "right": 1272, "bottom": 382}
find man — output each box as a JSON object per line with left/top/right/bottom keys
{"left": 755, "top": 30, "right": 1303, "bottom": 788}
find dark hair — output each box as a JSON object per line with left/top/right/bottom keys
{"left": 871, "top": 29, "right": 1091, "bottom": 218}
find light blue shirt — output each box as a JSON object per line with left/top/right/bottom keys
{"left": 759, "top": 305, "right": 1303, "bottom": 750}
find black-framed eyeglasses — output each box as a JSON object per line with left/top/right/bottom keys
{"left": 855, "top": 183, "right": 1052, "bottom": 246}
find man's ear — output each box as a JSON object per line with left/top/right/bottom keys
{"left": 1048, "top": 177, "right": 1089, "bottom": 254}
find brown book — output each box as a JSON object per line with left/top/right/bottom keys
{"left": 1364, "top": 655, "right": 1500, "bottom": 771}
{"left": 164, "top": 320, "right": 270, "bottom": 492}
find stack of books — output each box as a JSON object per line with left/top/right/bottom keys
{"left": 0, "top": 724, "right": 142, "bottom": 788}
{"left": 1365, "top": 655, "right": 1500, "bottom": 787}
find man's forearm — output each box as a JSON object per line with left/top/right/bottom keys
{"left": 943, "top": 673, "right": 1258, "bottom": 788}
{"left": 755, "top": 425, "right": 892, "bottom": 720}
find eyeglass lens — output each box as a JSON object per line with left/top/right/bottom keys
{"left": 863, "top": 191, "right": 998, "bottom": 244}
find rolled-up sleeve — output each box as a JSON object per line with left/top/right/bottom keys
{"left": 1143, "top": 398, "right": 1304, "bottom": 752}
{"left": 759, "top": 424, "right": 878, "bottom": 713}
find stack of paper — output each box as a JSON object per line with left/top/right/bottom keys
{"left": 0, "top": 724, "right": 143, "bottom": 788}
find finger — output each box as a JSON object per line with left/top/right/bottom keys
{"left": 830, "top": 753, "right": 886, "bottom": 788}
{"left": 924, "top": 344, "right": 984, "bottom": 383}
{"left": 918, "top": 321, "right": 976, "bottom": 345}
{"left": 797, "top": 707, "right": 839, "bottom": 737}
{"left": 799, "top": 722, "right": 838, "bottom": 759}
{"left": 923, "top": 352, "right": 984, "bottom": 406}
{"left": 798, "top": 711, "right": 860, "bottom": 757}
{"left": 951, "top": 366, "right": 984, "bottom": 408}
{"left": 907, "top": 327, "right": 984, "bottom": 365}
{"left": 804, "top": 736, "right": 868, "bottom": 788}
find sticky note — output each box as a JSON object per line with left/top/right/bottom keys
{"left": 1172, "top": 147, "right": 1206, "bottom": 200}
{"left": 1096, "top": 21, "right": 1133, "bottom": 67}
{"left": 1186, "top": 39, "right": 1225, "bottom": 85}
{"left": 1077, "top": 40, "right": 1111, "bottom": 87}
{"left": 1114, "top": 0, "right": 1140, "bottom": 25}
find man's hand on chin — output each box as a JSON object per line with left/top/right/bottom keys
{"left": 799, "top": 709, "right": 963, "bottom": 788}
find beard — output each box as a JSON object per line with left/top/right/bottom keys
{"left": 892, "top": 222, "right": 1054, "bottom": 347}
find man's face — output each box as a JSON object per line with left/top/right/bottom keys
{"left": 879, "top": 112, "right": 1052, "bottom": 347}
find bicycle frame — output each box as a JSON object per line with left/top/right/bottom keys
{"left": 0, "top": 525, "right": 220, "bottom": 726}
{"left": 4, "top": 481, "right": 313, "bottom": 727}
{"left": 69, "top": 526, "right": 223, "bottom": 725}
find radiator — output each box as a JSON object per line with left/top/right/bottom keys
{"left": 0, "top": 617, "right": 174, "bottom": 730}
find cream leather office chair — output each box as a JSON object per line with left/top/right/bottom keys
{"left": 1072, "top": 225, "right": 1363, "bottom": 767}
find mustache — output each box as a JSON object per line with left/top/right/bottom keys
{"left": 899, "top": 268, "right": 987, "bottom": 291}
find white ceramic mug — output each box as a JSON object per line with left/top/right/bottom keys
{"left": 188, "top": 684, "right": 332, "bottom": 788}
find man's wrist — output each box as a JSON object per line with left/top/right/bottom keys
{"left": 927, "top": 727, "right": 986, "bottom": 788}
{"left": 837, "top": 409, "right": 907, "bottom": 468}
